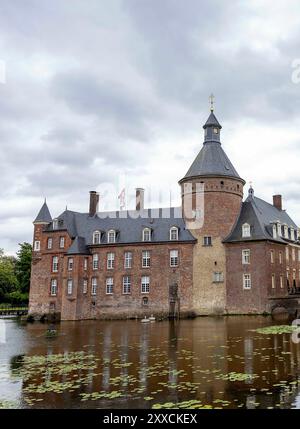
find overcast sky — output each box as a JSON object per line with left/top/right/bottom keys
{"left": 1, "top": 0, "right": 300, "bottom": 254}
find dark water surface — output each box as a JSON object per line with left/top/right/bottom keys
{"left": 0, "top": 316, "right": 300, "bottom": 409}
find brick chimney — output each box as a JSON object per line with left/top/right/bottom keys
{"left": 136, "top": 188, "right": 145, "bottom": 211}
{"left": 89, "top": 191, "right": 99, "bottom": 216}
{"left": 273, "top": 194, "right": 282, "bottom": 211}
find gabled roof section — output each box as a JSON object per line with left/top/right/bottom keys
{"left": 34, "top": 201, "right": 52, "bottom": 224}
{"left": 224, "top": 194, "right": 299, "bottom": 244}
{"left": 67, "top": 236, "right": 90, "bottom": 255}
{"left": 50, "top": 207, "right": 196, "bottom": 245}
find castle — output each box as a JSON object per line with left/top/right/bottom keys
{"left": 29, "top": 106, "right": 300, "bottom": 320}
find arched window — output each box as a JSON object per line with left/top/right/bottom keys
{"left": 93, "top": 230, "right": 101, "bottom": 245}
{"left": 142, "top": 228, "right": 151, "bottom": 242}
{"left": 242, "top": 223, "right": 251, "bottom": 238}
{"left": 142, "top": 297, "right": 149, "bottom": 306}
{"left": 107, "top": 229, "right": 116, "bottom": 244}
{"left": 170, "top": 226, "right": 178, "bottom": 241}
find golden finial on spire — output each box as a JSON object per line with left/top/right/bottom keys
{"left": 209, "top": 93, "right": 215, "bottom": 112}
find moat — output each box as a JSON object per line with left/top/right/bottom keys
{"left": 0, "top": 316, "right": 300, "bottom": 409}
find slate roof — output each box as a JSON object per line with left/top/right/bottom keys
{"left": 180, "top": 111, "right": 244, "bottom": 182}
{"left": 46, "top": 207, "right": 196, "bottom": 254}
{"left": 34, "top": 201, "right": 52, "bottom": 224}
{"left": 203, "top": 112, "right": 222, "bottom": 129}
{"left": 182, "top": 141, "right": 242, "bottom": 181}
{"left": 224, "top": 192, "right": 299, "bottom": 244}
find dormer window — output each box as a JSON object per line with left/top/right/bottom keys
{"left": 272, "top": 224, "right": 277, "bottom": 239}
{"left": 291, "top": 227, "right": 295, "bottom": 241}
{"left": 242, "top": 223, "right": 251, "bottom": 238}
{"left": 107, "top": 229, "right": 116, "bottom": 244}
{"left": 53, "top": 219, "right": 58, "bottom": 230}
{"left": 142, "top": 228, "right": 151, "bottom": 242}
{"left": 284, "top": 225, "right": 288, "bottom": 239}
{"left": 93, "top": 230, "right": 101, "bottom": 245}
{"left": 170, "top": 226, "right": 179, "bottom": 241}
{"left": 277, "top": 222, "right": 281, "bottom": 237}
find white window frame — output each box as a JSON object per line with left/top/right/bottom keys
{"left": 124, "top": 252, "right": 132, "bottom": 269}
{"left": 59, "top": 236, "right": 65, "bottom": 248}
{"left": 106, "top": 277, "right": 114, "bottom": 295}
{"left": 142, "top": 228, "right": 151, "bottom": 242}
{"left": 270, "top": 250, "right": 274, "bottom": 264}
{"left": 84, "top": 257, "right": 88, "bottom": 271}
{"left": 286, "top": 247, "right": 289, "bottom": 261}
{"left": 280, "top": 275, "right": 284, "bottom": 289}
{"left": 68, "top": 257, "right": 74, "bottom": 271}
{"left": 170, "top": 250, "right": 179, "bottom": 267}
{"left": 213, "top": 272, "right": 224, "bottom": 283}
{"left": 107, "top": 252, "right": 115, "bottom": 269}
{"left": 279, "top": 251, "right": 282, "bottom": 264}
{"left": 271, "top": 274, "right": 275, "bottom": 289}
{"left": 123, "top": 276, "right": 131, "bottom": 294}
{"left": 243, "top": 273, "right": 251, "bottom": 290}
{"left": 50, "top": 279, "right": 57, "bottom": 296}
{"left": 242, "top": 223, "right": 251, "bottom": 238}
{"left": 93, "top": 230, "right": 101, "bottom": 245}
{"left": 47, "top": 238, "right": 53, "bottom": 250}
{"left": 93, "top": 254, "right": 99, "bottom": 270}
{"left": 67, "top": 279, "right": 73, "bottom": 295}
{"left": 292, "top": 247, "right": 296, "bottom": 261}
{"left": 141, "top": 276, "right": 150, "bottom": 294}
{"left": 52, "top": 219, "right": 58, "bottom": 230}
{"left": 142, "top": 250, "right": 150, "bottom": 268}
{"left": 91, "top": 277, "right": 97, "bottom": 295}
{"left": 52, "top": 256, "right": 58, "bottom": 272}
{"left": 242, "top": 249, "right": 250, "bottom": 265}
{"left": 170, "top": 227, "right": 179, "bottom": 241}
{"left": 272, "top": 224, "right": 277, "bottom": 239}
{"left": 34, "top": 240, "right": 40, "bottom": 251}
{"left": 83, "top": 279, "right": 88, "bottom": 294}
{"left": 107, "top": 230, "right": 116, "bottom": 244}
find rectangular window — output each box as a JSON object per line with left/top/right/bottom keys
{"left": 203, "top": 236, "right": 212, "bottom": 246}
{"left": 286, "top": 247, "right": 289, "bottom": 261}
{"left": 170, "top": 227, "right": 178, "bottom": 241}
{"left": 91, "top": 277, "right": 97, "bottom": 295}
{"left": 243, "top": 273, "right": 251, "bottom": 290}
{"left": 124, "top": 252, "right": 132, "bottom": 269}
{"left": 280, "top": 275, "right": 284, "bottom": 289}
{"left": 59, "top": 236, "right": 65, "bottom": 248}
{"left": 50, "top": 279, "right": 57, "bottom": 296}
{"left": 142, "top": 250, "right": 150, "bottom": 268}
{"left": 83, "top": 279, "right": 88, "bottom": 294}
{"left": 107, "top": 252, "right": 115, "bottom": 269}
{"left": 293, "top": 269, "right": 296, "bottom": 280}
{"left": 68, "top": 257, "right": 74, "bottom": 271}
{"left": 141, "top": 276, "right": 150, "bottom": 294}
{"left": 93, "top": 254, "right": 99, "bottom": 270}
{"left": 84, "top": 257, "right": 88, "bottom": 271}
{"left": 271, "top": 274, "right": 275, "bottom": 289}
{"left": 286, "top": 269, "right": 289, "bottom": 279}
{"left": 123, "top": 276, "right": 131, "bottom": 294}
{"left": 67, "top": 279, "right": 73, "bottom": 295}
{"left": 47, "top": 238, "right": 53, "bottom": 250}
{"left": 270, "top": 250, "right": 274, "bottom": 264}
{"left": 213, "top": 272, "right": 224, "bottom": 283}
{"left": 292, "top": 248, "right": 296, "bottom": 261}
{"left": 242, "top": 249, "right": 250, "bottom": 264}
{"left": 279, "top": 251, "right": 282, "bottom": 264}
{"left": 52, "top": 256, "right": 58, "bottom": 272}
{"left": 106, "top": 277, "right": 114, "bottom": 294}
{"left": 298, "top": 250, "right": 300, "bottom": 262}
{"left": 170, "top": 250, "right": 179, "bottom": 267}
{"left": 34, "top": 240, "right": 40, "bottom": 251}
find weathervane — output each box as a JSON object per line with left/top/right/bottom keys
{"left": 209, "top": 93, "right": 215, "bottom": 112}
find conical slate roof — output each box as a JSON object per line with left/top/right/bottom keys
{"left": 34, "top": 201, "right": 52, "bottom": 223}
{"left": 180, "top": 110, "right": 243, "bottom": 182}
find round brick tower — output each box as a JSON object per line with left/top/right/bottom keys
{"left": 179, "top": 107, "right": 245, "bottom": 315}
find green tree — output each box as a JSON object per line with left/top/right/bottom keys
{"left": 15, "top": 242, "right": 32, "bottom": 296}
{"left": 0, "top": 249, "right": 18, "bottom": 303}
